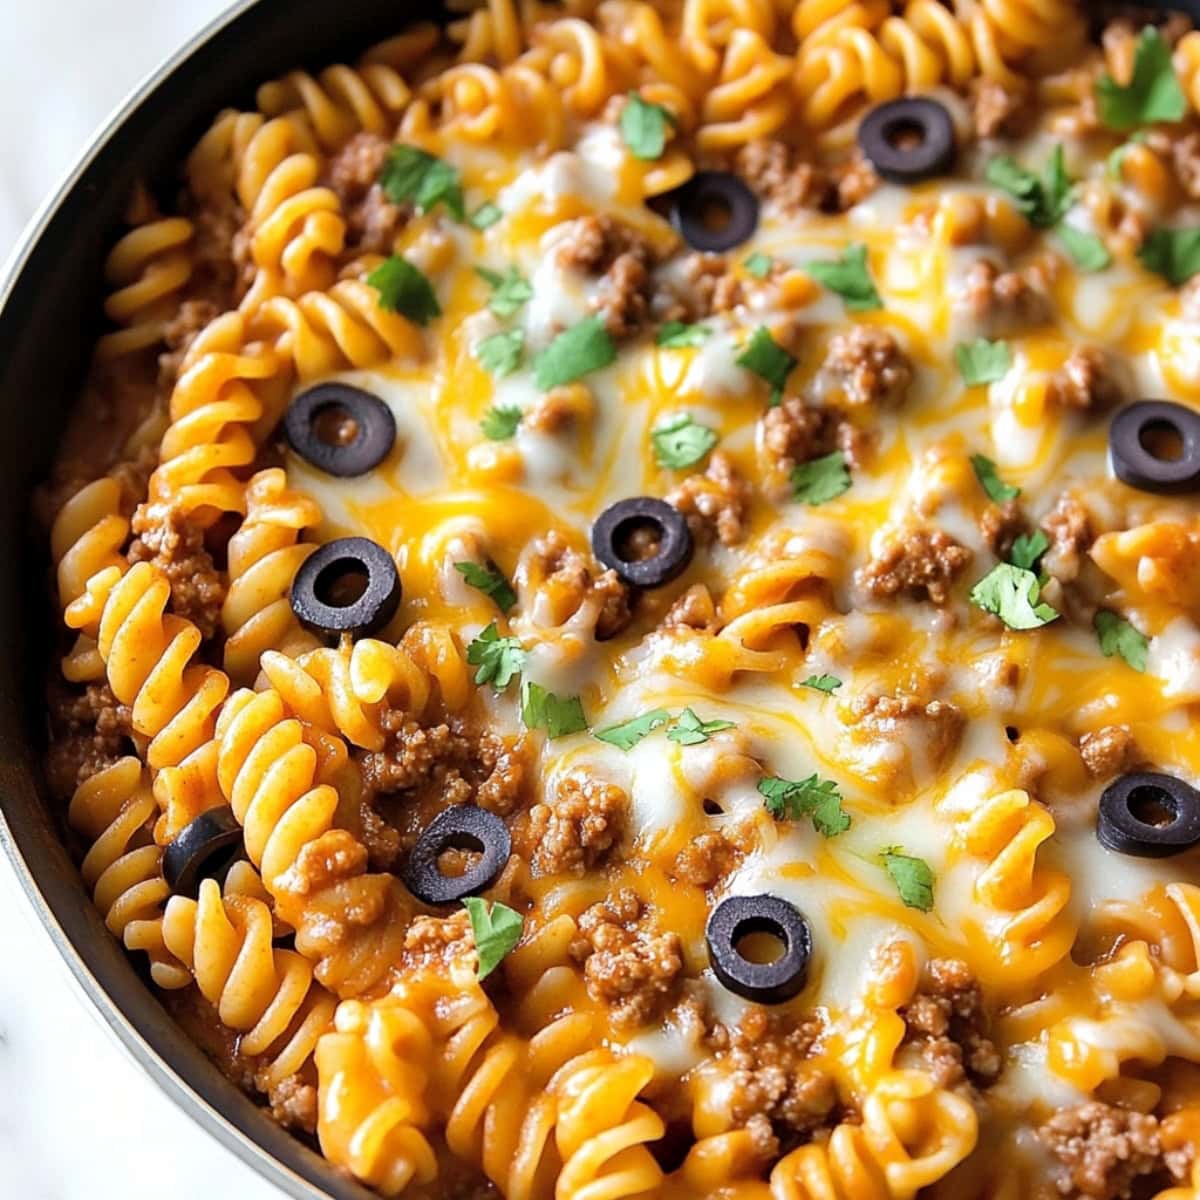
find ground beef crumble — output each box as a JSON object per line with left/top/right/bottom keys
{"left": 527, "top": 772, "right": 628, "bottom": 876}
{"left": 672, "top": 829, "right": 742, "bottom": 886}
{"left": 661, "top": 252, "right": 743, "bottom": 323}
{"left": 325, "top": 131, "right": 409, "bottom": 255}
{"left": 127, "top": 503, "right": 225, "bottom": 639}
{"left": 665, "top": 450, "right": 750, "bottom": 547}
{"left": 526, "top": 530, "right": 633, "bottom": 639}
{"left": 899, "top": 958, "right": 1000, "bottom": 1089}
{"left": 959, "top": 258, "right": 1053, "bottom": 337}
{"left": 846, "top": 693, "right": 965, "bottom": 773}
{"left": 555, "top": 214, "right": 657, "bottom": 339}
{"left": 1041, "top": 493, "right": 1094, "bottom": 584}
{"left": 1079, "top": 726, "right": 1139, "bottom": 780}
{"left": 970, "top": 77, "right": 1033, "bottom": 139}
{"left": 45, "top": 681, "right": 133, "bottom": 801}
{"left": 662, "top": 584, "right": 721, "bottom": 634}
{"left": 980, "top": 498, "right": 1026, "bottom": 559}
{"left": 570, "top": 888, "right": 683, "bottom": 1028}
{"left": 758, "top": 396, "right": 867, "bottom": 498}
{"left": 157, "top": 299, "right": 220, "bottom": 392}
{"left": 817, "top": 325, "right": 913, "bottom": 409}
{"left": 1039, "top": 1102, "right": 1188, "bottom": 1200}
{"left": 1047, "top": 346, "right": 1125, "bottom": 413}
{"left": 734, "top": 139, "right": 879, "bottom": 214}
{"left": 399, "top": 908, "right": 476, "bottom": 975}
{"left": 857, "top": 526, "right": 972, "bottom": 605}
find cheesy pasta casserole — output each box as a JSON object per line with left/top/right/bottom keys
{"left": 38, "top": 0, "right": 1200, "bottom": 1196}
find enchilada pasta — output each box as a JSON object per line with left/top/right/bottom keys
{"left": 37, "top": 1, "right": 1200, "bottom": 1196}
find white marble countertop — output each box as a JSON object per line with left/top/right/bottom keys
{"left": 1, "top": 2, "right": 287, "bottom": 1196}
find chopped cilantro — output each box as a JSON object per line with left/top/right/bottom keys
{"left": 479, "top": 403, "right": 522, "bottom": 441}
{"left": 454, "top": 561, "right": 516, "bottom": 613}
{"left": 521, "top": 681, "right": 588, "bottom": 738}
{"left": 1057, "top": 225, "right": 1112, "bottom": 273}
{"left": 744, "top": 251, "right": 772, "bottom": 279}
{"left": 971, "top": 454, "right": 1020, "bottom": 503}
{"left": 1009, "top": 528, "right": 1049, "bottom": 573}
{"left": 465, "top": 623, "right": 526, "bottom": 689}
{"left": 801, "top": 674, "right": 842, "bottom": 694}
{"left": 1094, "top": 610, "right": 1148, "bottom": 672}
{"left": 533, "top": 315, "right": 616, "bottom": 390}
{"left": 985, "top": 145, "right": 1073, "bottom": 228}
{"left": 470, "top": 202, "right": 502, "bottom": 230}
{"left": 1137, "top": 227, "right": 1200, "bottom": 286}
{"left": 475, "top": 265, "right": 533, "bottom": 318}
{"left": 791, "top": 450, "right": 851, "bottom": 505}
{"left": 1096, "top": 26, "right": 1187, "bottom": 130}
{"left": 379, "top": 145, "right": 464, "bottom": 220}
{"left": 880, "top": 847, "right": 934, "bottom": 912}
{"left": 476, "top": 329, "right": 524, "bottom": 378}
{"left": 955, "top": 337, "right": 1012, "bottom": 386}
{"left": 804, "top": 244, "right": 881, "bottom": 310}
{"left": 736, "top": 326, "right": 796, "bottom": 402}
{"left": 594, "top": 709, "right": 671, "bottom": 751}
{"left": 462, "top": 898, "right": 523, "bottom": 980}
{"left": 652, "top": 414, "right": 718, "bottom": 470}
{"left": 656, "top": 321, "right": 710, "bottom": 349}
{"left": 367, "top": 256, "right": 441, "bottom": 324}
{"left": 969, "top": 563, "right": 1059, "bottom": 629}
{"left": 666, "top": 708, "right": 736, "bottom": 746}
{"left": 619, "top": 92, "right": 675, "bottom": 161}
{"left": 759, "top": 774, "right": 851, "bottom": 838}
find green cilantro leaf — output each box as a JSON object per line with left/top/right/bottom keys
{"left": 1137, "top": 227, "right": 1200, "bottom": 286}
{"left": 480, "top": 403, "right": 522, "bottom": 441}
{"left": 1009, "top": 528, "right": 1049, "bottom": 572}
{"left": 367, "top": 256, "right": 441, "bottom": 324}
{"left": 1094, "top": 610, "right": 1148, "bottom": 672}
{"left": 476, "top": 265, "right": 533, "bottom": 318}
{"left": 801, "top": 674, "right": 842, "bottom": 694}
{"left": 971, "top": 454, "right": 1020, "bottom": 503}
{"left": 791, "top": 450, "right": 851, "bottom": 505}
{"left": 880, "top": 847, "right": 935, "bottom": 912}
{"left": 594, "top": 709, "right": 671, "bottom": 751}
{"left": 1096, "top": 26, "right": 1187, "bottom": 130}
{"left": 652, "top": 414, "right": 718, "bottom": 470}
{"left": 379, "top": 145, "right": 465, "bottom": 220}
{"left": 657, "top": 321, "right": 710, "bottom": 349}
{"left": 759, "top": 774, "right": 851, "bottom": 837}
{"left": 736, "top": 326, "right": 796, "bottom": 401}
{"left": 744, "top": 251, "right": 772, "bottom": 279}
{"left": 969, "top": 563, "right": 1060, "bottom": 629}
{"left": 476, "top": 329, "right": 524, "bottom": 378}
{"left": 470, "top": 202, "right": 502, "bottom": 230}
{"left": 955, "top": 337, "right": 1012, "bottom": 386}
{"left": 462, "top": 898, "right": 523, "bottom": 980}
{"left": 454, "top": 561, "right": 516, "bottom": 613}
{"left": 985, "top": 145, "right": 1074, "bottom": 228}
{"left": 804, "top": 244, "right": 882, "bottom": 310}
{"left": 666, "top": 708, "right": 736, "bottom": 746}
{"left": 466, "top": 623, "right": 526, "bottom": 689}
{"left": 534, "top": 315, "right": 616, "bottom": 390}
{"left": 1057, "top": 225, "right": 1112, "bottom": 273}
{"left": 521, "top": 680, "right": 588, "bottom": 738}
{"left": 619, "top": 92, "right": 675, "bottom": 161}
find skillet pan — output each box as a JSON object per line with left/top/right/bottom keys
{"left": 0, "top": 0, "right": 1195, "bottom": 1196}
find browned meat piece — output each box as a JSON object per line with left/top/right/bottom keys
{"left": 969, "top": 78, "right": 1033, "bottom": 139}
{"left": 818, "top": 325, "right": 913, "bottom": 409}
{"left": 555, "top": 214, "right": 657, "bottom": 339}
{"left": 1047, "top": 347, "right": 1125, "bottom": 413}
{"left": 758, "top": 396, "right": 867, "bottom": 498}
{"left": 399, "top": 909, "right": 476, "bottom": 974}
{"left": 734, "top": 140, "right": 879, "bottom": 214}
{"left": 662, "top": 584, "right": 720, "bottom": 634}
{"left": 959, "top": 258, "right": 1053, "bottom": 337}
{"left": 326, "top": 131, "right": 409, "bottom": 255}
{"left": 1079, "top": 726, "right": 1139, "bottom": 780}
{"left": 666, "top": 253, "right": 744, "bottom": 322}
{"left": 1041, "top": 492, "right": 1093, "bottom": 584}
{"left": 527, "top": 772, "right": 628, "bottom": 875}
{"left": 980, "top": 499, "right": 1026, "bottom": 559}
{"left": 857, "top": 527, "right": 972, "bottom": 605}
{"left": 45, "top": 681, "right": 133, "bottom": 801}
{"left": 846, "top": 693, "right": 965, "bottom": 773}
{"left": 900, "top": 958, "right": 1000, "bottom": 1089}
{"left": 128, "top": 503, "right": 225, "bottom": 639}
{"left": 157, "top": 299, "right": 220, "bottom": 392}
{"left": 569, "top": 888, "right": 683, "bottom": 1028}
{"left": 666, "top": 451, "right": 750, "bottom": 547}
{"left": 186, "top": 192, "right": 251, "bottom": 308}
{"left": 673, "top": 830, "right": 742, "bottom": 887}
{"left": 1170, "top": 130, "right": 1200, "bottom": 199}
{"left": 268, "top": 1073, "right": 318, "bottom": 1134}
{"left": 526, "top": 530, "right": 633, "bottom": 639}
{"left": 1039, "top": 1102, "right": 1172, "bottom": 1200}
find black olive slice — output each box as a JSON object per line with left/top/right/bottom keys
{"left": 857, "top": 98, "right": 956, "bottom": 183}
{"left": 592, "top": 497, "right": 693, "bottom": 588}
{"left": 290, "top": 537, "right": 401, "bottom": 638}
{"left": 706, "top": 894, "right": 812, "bottom": 1004}
{"left": 285, "top": 383, "right": 397, "bottom": 478}
{"left": 404, "top": 806, "right": 512, "bottom": 905}
{"left": 163, "top": 806, "right": 245, "bottom": 898}
{"left": 668, "top": 171, "right": 760, "bottom": 253}
{"left": 1109, "top": 401, "right": 1200, "bottom": 494}
{"left": 1098, "top": 772, "right": 1200, "bottom": 858}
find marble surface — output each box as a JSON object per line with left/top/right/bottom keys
{"left": 0, "top": 2, "right": 288, "bottom": 1196}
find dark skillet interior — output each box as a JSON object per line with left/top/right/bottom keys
{"left": 1, "top": 0, "right": 1199, "bottom": 1197}
{"left": 0, "top": 2, "right": 448, "bottom": 1197}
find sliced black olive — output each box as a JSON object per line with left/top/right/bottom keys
{"left": 1098, "top": 772, "right": 1200, "bottom": 858}
{"left": 404, "top": 806, "right": 511, "bottom": 905}
{"left": 706, "top": 894, "right": 812, "bottom": 1004}
{"left": 592, "top": 497, "right": 693, "bottom": 588}
{"left": 668, "top": 171, "right": 759, "bottom": 253}
{"left": 1109, "top": 401, "right": 1200, "bottom": 494}
{"left": 857, "top": 98, "right": 956, "bottom": 183}
{"left": 290, "top": 537, "right": 401, "bottom": 638}
{"left": 163, "top": 806, "right": 245, "bottom": 898}
{"left": 285, "top": 383, "right": 397, "bottom": 478}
